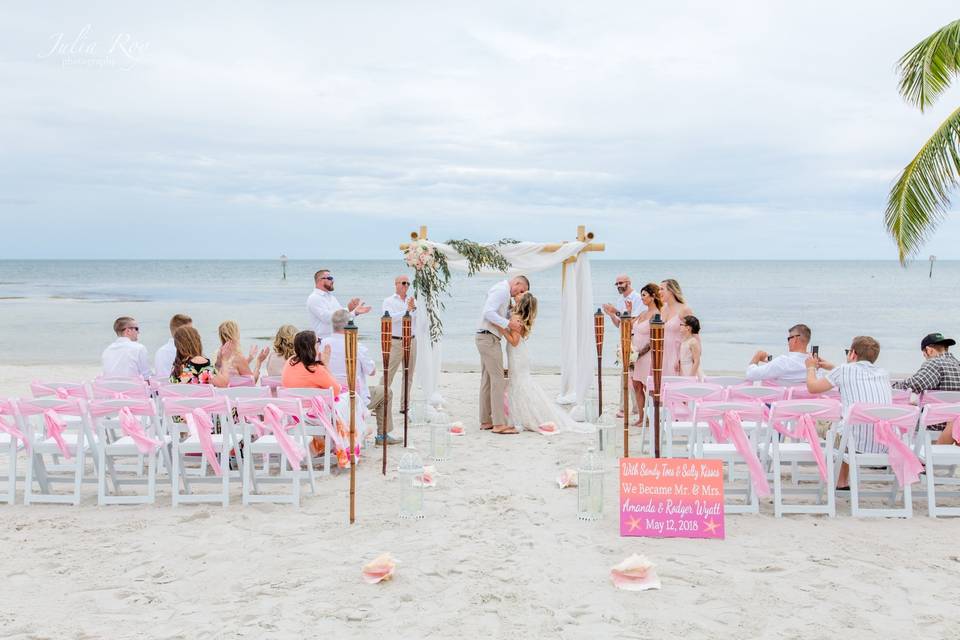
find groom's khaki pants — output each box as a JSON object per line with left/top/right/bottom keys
{"left": 476, "top": 332, "right": 506, "bottom": 426}
{"left": 380, "top": 337, "right": 417, "bottom": 434}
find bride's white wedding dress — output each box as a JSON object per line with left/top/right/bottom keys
{"left": 506, "top": 337, "right": 579, "bottom": 432}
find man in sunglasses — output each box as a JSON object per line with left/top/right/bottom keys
{"left": 379, "top": 275, "right": 418, "bottom": 445}
{"left": 745, "top": 323, "right": 812, "bottom": 386}
{"left": 893, "top": 332, "right": 960, "bottom": 444}
{"left": 101, "top": 315, "right": 151, "bottom": 378}
{"left": 601, "top": 274, "right": 642, "bottom": 328}
{"left": 307, "top": 269, "right": 371, "bottom": 340}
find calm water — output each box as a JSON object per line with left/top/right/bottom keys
{"left": 1, "top": 259, "right": 958, "bottom": 376}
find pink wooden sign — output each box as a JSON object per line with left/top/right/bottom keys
{"left": 619, "top": 458, "right": 725, "bottom": 539}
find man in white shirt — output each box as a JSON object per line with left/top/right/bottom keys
{"left": 102, "top": 316, "right": 151, "bottom": 378}
{"left": 476, "top": 276, "right": 527, "bottom": 433}
{"left": 601, "top": 274, "right": 643, "bottom": 328}
{"left": 154, "top": 313, "right": 192, "bottom": 379}
{"left": 322, "top": 310, "right": 384, "bottom": 442}
{"left": 381, "top": 275, "right": 417, "bottom": 440}
{"left": 306, "top": 269, "right": 371, "bottom": 340}
{"left": 745, "top": 323, "right": 812, "bottom": 386}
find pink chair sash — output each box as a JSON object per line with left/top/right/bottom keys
{"left": 244, "top": 404, "right": 305, "bottom": 468}
{"left": 307, "top": 395, "right": 347, "bottom": 451}
{"left": 769, "top": 405, "right": 839, "bottom": 482}
{"left": 184, "top": 409, "right": 222, "bottom": 476}
{"left": 31, "top": 382, "right": 86, "bottom": 399}
{"left": 846, "top": 405, "right": 923, "bottom": 487}
{"left": 921, "top": 404, "right": 960, "bottom": 445}
{"left": 118, "top": 407, "right": 161, "bottom": 454}
{"left": 699, "top": 407, "right": 770, "bottom": 497}
{"left": 43, "top": 409, "right": 73, "bottom": 459}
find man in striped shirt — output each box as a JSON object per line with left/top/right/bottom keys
{"left": 892, "top": 332, "right": 960, "bottom": 444}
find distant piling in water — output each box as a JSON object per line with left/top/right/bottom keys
{"left": 280, "top": 254, "right": 288, "bottom": 280}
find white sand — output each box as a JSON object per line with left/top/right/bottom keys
{"left": 1, "top": 365, "right": 959, "bottom": 639}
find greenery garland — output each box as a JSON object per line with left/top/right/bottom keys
{"left": 405, "top": 238, "right": 516, "bottom": 342}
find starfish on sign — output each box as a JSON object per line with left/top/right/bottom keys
{"left": 703, "top": 519, "right": 720, "bottom": 534}
{"left": 627, "top": 516, "right": 642, "bottom": 532}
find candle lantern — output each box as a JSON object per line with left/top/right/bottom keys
{"left": 379, "top": 312, "right": 392, "bottom": 476}
{"left": 429, "top": 411, "right": 451, "bottom": 462}
{"left": 650, "top": 313, "right": 665, "bottom": 458}
{"left": 577, "top": 447, "right": 604, "bottom": 521}
{"left": 618, "top": 311, "right": 632, "bottom": 457}
{"left": 594, "top": 308, "right": 604, "bottom": 419}
{"left": 344, "top": 319, "right": 359, "bottom": 523}
{"left": 398, "top": 448, "right": 425, "bottom": 519}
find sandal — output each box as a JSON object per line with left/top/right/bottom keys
{"left": 480, "top": 423, "right": 494, "bottom": 431}
{"left": 493, "top": 426, "right": 519, "bottom": 435}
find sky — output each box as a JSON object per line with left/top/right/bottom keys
{"left": 1, "top": 1, "right": 959, "bottom": 261}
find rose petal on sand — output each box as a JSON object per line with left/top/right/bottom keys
{"left": 362, "top": 553, "right": 397, "bottom": 584}
{"left": 611, "top": 554, "right": 661, "bottom": 591}
{"left": 538, "top": 422, "right": 558, "bottom": 435}
{"left": 414, "top": 465, "right": 437, "bottom": 487}
{"left": 449, "top": 422, "right": 465, "bottom": 436}
{"left": 556, "top": 468, "right": 578, "bottom": 488}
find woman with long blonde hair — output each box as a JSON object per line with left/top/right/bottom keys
{"left": 494, "top": 292, "right": 579, "bottom": 434}
{"left": 215, "top": 320, "right": 268, "bottom": 382}
{"left": 660, "top": 279, "right": 695, "bottom": 377}
{"left": 264, "top": 324, "right": 297, "bottom": 377}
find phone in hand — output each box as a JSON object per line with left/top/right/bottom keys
{"left": 811, "top": 345, "right": 820, "bottom": 357}
{"left": 766, "top": 355, "right": 773, "bottom": 362}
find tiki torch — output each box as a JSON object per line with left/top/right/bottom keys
{"left": 401, "top": 310, "right": 412, "bottom": 447}
{"left": 619, "top": 310, "right": 631, "bottom": 457}
{"left": 344, "top": 319, "right": 359, "bottom": 523}
{"left": 380, "top": 312, "right": 392, "bottom": 476}
{"left": 650, "top": 313, "right": 665, "bottom": 459}
{"left": 594, "top": 308, "right": 604, "bottom": 419}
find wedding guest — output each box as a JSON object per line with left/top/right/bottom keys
{"left": 804, "top": 336, "right": 891, "bottom": 490}
{"left": 381, "top": 275, "right": 417, "bottom": 436}
{"left": 660, "top": 279, "right": 694, "bottom": 376}
{"left": 322, "top": 310, "right": 385, "bottom": 442}
{"left": 264, "top": 324, "right": 297, "bottom": 377}
{"left": 893, "top": 332, "right": 960, "bottom": 444}
{"left": 679, "top": 315, "right": 703, "bottom": 378}
{"left": 630, "top": 283, "right": 663, "bottom": 424}
{"left": 102, "top": 316, "right": 151, "bottom": 378}
{"left": 154, "top": 313, "right": 192, "bottom": 379}
{"left": 170, "top": 325, "right": 230, "bottom": 387}
{"left": 215, "top": 320, "right": 268, "bottom": 383}
{"left": 745, "top": 324, "right": 812, "bottom": 386}
{"left": 280, "top": 330, "right": 340, "bottom": 394}
{"left": 601, "top": 274, "right": 643, "bottom": 328}
{"left": 306, "top": 269, "right": 371, "bottom": 340}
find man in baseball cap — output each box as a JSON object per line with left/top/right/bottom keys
{"left": 893, "top": 332, "right": 960, "bottom": 444}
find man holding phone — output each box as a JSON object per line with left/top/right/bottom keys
{"left": 745, "top": 323, "right": 813, "bottom": 386}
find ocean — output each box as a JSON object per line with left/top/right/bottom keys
{"left": 1, "top": 259, "right": 958, "bottom": 376}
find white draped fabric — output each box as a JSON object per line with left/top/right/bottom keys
{"left": 413, "top": 241, "right": 595, "bottom": 419}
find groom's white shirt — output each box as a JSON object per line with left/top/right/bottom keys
{"left": 477, "top": 280, "right": 511, "bottom": 333}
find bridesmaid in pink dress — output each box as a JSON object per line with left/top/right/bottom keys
{"left": 660, "top": 279, "right": 694, "bottom": 377}
{"left": 630, "top": 283, "right": 664, "bottom": 424}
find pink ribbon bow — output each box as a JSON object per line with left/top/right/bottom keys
{"left": 247, "top": 404, "right": 305, "bottom": 468}
{"left": 43, "top": 409, "right": 73, "bottom": 459}
{"left": 707, "top": 410, "right": 771, "bottom": 497}
{"left": 307, "top": 395, "right": 347, "bottom": 451}
{"left": 771, "top": 412, "right": 831, "bottom": 482}
{"left": 185, "top": 409, "right": 222, "bottom": 476}
{"left": 118, "top": 407, "right": 161, "bottom": 454}
{"left": 847, "top": 405, "right": 923, "bottom": 488}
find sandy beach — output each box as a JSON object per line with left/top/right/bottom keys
{"left": 1, "top": 365, "right": 958, "bottom": 639}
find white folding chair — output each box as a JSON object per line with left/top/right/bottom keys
{"left": 278, "top": 387, "right": 338, "bottom": 476}
{"left": 163, "top": 397, "right": 238, "bottom": 506}
{"left": 88, "top": 398, "right": 164, "bottom": 505}
{"left": 0, "top": 399, "right": 29, "bottom": 504}
{"left": 917, "top": 402, "right": 960, "bottom": 517}
{"left": 653, "top": 382, "right": 725, "bottom": 457}
{"left": 767, "top": 399, "right": 842, "bottom": 517}
{"left": 30, "top": 381, "right": 90, "bottom": 400}
{"left": 690, "top": 401, "right": 770, "bottom": 514}
{"left": 839, "top": 404, "right": 922, "bottom": 518}
{"left": 235, "top": 397, "right": 309, "bottom": 506}
{"left": 17, "top": 397, "right": 94, "bottom": 506}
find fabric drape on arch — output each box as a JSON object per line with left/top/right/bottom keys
{"left": 413, "top": 241, "right": 594, "bottom": 419}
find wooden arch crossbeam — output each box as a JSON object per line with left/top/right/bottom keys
{"left": 399, "top": 225, "right": 606, "bottom": 264}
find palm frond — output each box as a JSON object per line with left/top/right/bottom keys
{"left": 885, "top": 105, "right": 960, "bottom": 263}
{"left": 897, "top": 19, "right": 960, "bottom": 111}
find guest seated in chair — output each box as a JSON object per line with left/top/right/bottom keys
{"left": 102, "top": 316, "right": 151, "bottom": 378}
{"left": 170, "top": 325, "right": 231, "bottom": 388}
{"left": 892, "top": 332, "right": 960, "bottom": 445}
{"left": 215, "top": 320, "right": 268, "bottom": 383}
{"left": 745, "top": 323, "right": 812, "bottom": 386}
{"left": 265, "top": 324, "right": 297, "bottom": 377}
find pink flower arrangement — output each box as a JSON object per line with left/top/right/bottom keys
{"left": 404, "top": 240, "right": 436, "bottom": 271}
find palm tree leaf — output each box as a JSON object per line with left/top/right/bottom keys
{"left": 897, "top": 19, "right": 960, "bottom": 111}
{"left": 885, "top": 105, "right": 960, "bottom": 263}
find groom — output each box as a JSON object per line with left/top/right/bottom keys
{"left": 476, "top": 275, "right": 530, "bottom": 433}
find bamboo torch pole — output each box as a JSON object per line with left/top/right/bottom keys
{"left": 619, "top": 311, "right": 631, "bottom": 457}
{"left": 650, "top": 313, "right": 665, "bottom": 459}
{"left": 401, "top": 311, "right": 412, "bottom": 448}
{"left": 344, "top": 319, "right": 359, "bottom": 523}
{"left": 380, "top": 312, "right": 392, "bottom": 476}
{"left": 594, "top": 308, "right": 604, "bottom": 419}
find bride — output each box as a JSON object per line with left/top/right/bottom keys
{"left": 494, "top": 292, "right": 579, "bottom": 434}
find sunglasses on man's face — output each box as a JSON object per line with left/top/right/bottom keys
{"left": 320, "top": 276, "right": 334, "bottom": 281}
{"left": 127, "top": 326, "right": 140, "bottom": 332}
{"left": 399, "top": 282, "right": 410, "bottom": 286}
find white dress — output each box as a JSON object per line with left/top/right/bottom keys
{"left": 506, "top": 338, "right": 579, "bottom": 432}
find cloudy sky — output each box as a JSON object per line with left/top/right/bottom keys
{"left": 2, "top": 1, "right": 959, "bottom": 260}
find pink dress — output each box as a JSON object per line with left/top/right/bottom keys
{"left": 631, "top": 317, "right": 652, "bottom": 383}
{"left": 662, "top": 314, "right": 682, "bottom": 376}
